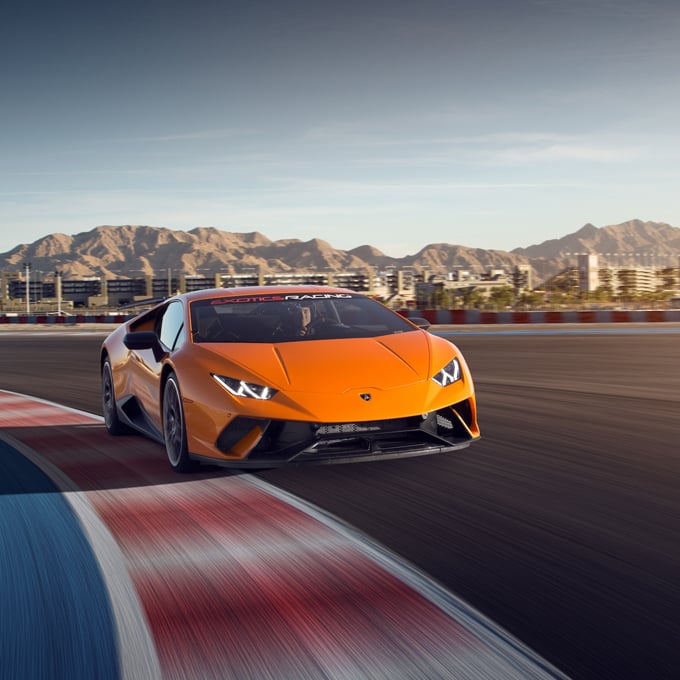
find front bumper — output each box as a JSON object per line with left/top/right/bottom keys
{"left": 201, "top": 398, "right": 479, "bottom": 467}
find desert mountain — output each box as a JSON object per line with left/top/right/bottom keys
{"left": 513, "top": 220, "right": 680, "bottom": 262}
{"left": 1, "top": 220, "right": 678, "bottom": 286}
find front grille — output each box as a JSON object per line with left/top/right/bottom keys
{"left": 317, "top": 422, "right": 381, "bottom": 435}
{"left": 316, "top": 416, "right": 419, "bottom": 438}
{"left": 215, "top": 404, "right": 475, "bottom": 465}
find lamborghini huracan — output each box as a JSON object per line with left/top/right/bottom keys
{"left": 101, "top": 286, "right": 480, "bottom": 471}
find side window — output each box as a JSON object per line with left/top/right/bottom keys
{"left": 158, "top": 301, "right": 185, "bottom": 351}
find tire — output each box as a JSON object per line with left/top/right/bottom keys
{"left": 162, "top": 373, "right": 193, "bottom": 472}
{"left": 102, "top": 359, "right": 131, "bottom": 435}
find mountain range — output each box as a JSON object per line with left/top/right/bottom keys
{"left": 1, "top": 219, "right": 679, "bottom": 286}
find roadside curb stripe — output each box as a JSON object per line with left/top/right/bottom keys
{"left": 0, "top": 390, "right": 567, "bottom": 679}
{"left": 0, "top": 393, "right": 162, "bottom": 680}
{"left": 0, "top": 439, "right": 121, "bottom": 680}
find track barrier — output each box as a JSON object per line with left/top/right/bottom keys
{"left": 2, "top": 310, "right": 680, "bottom": 325}
{"left": 400, "top": 309, "right": 680, "bottom": 324}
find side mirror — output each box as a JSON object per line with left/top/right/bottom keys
{"left": 123, "top": 331, "right": 158, "bottom": 350}
{"left": 409, "top": 316, "right": 431, "bottom": 330}
{"left": 123, "top": 331, "right": 166, "bottom": 361}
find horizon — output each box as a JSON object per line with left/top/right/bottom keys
{"left": 2, "top": 1, "right": 680, "bottom": 256}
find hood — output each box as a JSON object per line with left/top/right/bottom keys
{"left": 204, "top": 331, "right": 437, "bottom": 393}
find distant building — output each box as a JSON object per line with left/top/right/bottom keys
{"left": 219, "top": 271, "right": 261, "bottom": 288}
{"left": 104, "top": 278, "right": 149, "bottom": 307}
{"left": 615, "top": 267, "right": 656, "bottom": 296}
{"left": 4, "top": 258, "right": 678, "bottom": 311}
{"left": 333, "top": 269, "right": 372, "bottom": 293}
{"left": 261, "top": 271, "right": 330, "bottom": 287}
{"left": 578, "top": 254, "right": 599, "bottom": 292}
{"left": 571, "top": 253, "right": 677, "bottom": 296}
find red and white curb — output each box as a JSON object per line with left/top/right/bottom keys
{"left": 0, "top": 390, "right": 566, "bottom": 679}
{"left": 2, "top": 309, "right": 680, "bottom": 326}
{"left": 406, "top": 309, "right": 680, "bottom": 324}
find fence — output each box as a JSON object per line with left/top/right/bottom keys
{"left": 3, "top": 309, "right": 680, "bottom": 325}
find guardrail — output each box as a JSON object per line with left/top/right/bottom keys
{"left": 3, "top": 309, "right": 680, "bottom": 325}
{"left": 0, "top": 314, "right": 133, "bottom": 324}
{"left": 401, "top": 309, "right": 680, "bottom": 323}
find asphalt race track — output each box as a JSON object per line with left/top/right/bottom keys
{"left": 1, "top": 325, "right": 679, "bottom": 679}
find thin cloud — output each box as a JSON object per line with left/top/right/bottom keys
{"left": 91, "top": 128, "right": 256, "bottom": 144}
{"left": 493, "top": 143, "right": 639, "bottom": 163}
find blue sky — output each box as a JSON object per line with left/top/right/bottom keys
{"left": 2, "top": 0, "right": 679, "bottom": 256}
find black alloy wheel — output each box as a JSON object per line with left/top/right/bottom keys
{"left": 163, "top": 373, "right": 193, "bottom": 472}
{"left": 102, "top": 359, "right": 130, "bottom": 435}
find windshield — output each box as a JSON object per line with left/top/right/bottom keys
{"left": 190, "top": 293, "right": 416, "bottom": 343}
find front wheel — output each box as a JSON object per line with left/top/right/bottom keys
{"left": 102, "top": 359, "right": 131, "bottom": 435}
{"left": 162, "top": 373, "right": 193, "bottom": 472}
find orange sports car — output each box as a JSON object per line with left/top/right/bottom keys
{"left": 101, "top": 286, "right": 480, "bottom": 471}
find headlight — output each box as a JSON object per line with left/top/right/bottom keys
{"left": 431, "top": 358, "right": 461, "bottom": 387}
{"left": 212, "top": 374, "right": 278, "bottom": 400}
